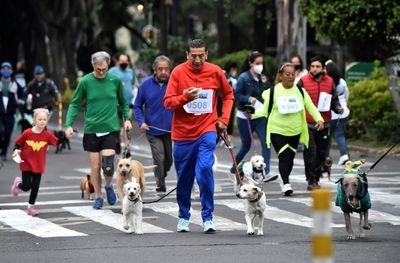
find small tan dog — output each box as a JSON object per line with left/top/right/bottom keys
{"left": 115, "top": 158, "right": 154, "bottom": 203}
{"left": 80, "top": 174, "right": 94, "bottom": 200}
{"left": 335, "top": 160, "right": 371, "bottom": 240}
{"left": 236, "top": 179, "right": 266, "bottom": 236}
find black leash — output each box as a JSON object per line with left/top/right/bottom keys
{"left": 365, "top": 143, "right": 397, "bottom": 175}
{"left": 123, "top": 129, "right": 131, "bottom": 158}
{"left": 219, "top": 130, "right": 243, "bottom": 187}
{"left": 142, "top": 187, "right": 177, "bottom": 204}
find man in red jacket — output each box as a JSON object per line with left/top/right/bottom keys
{"left": 297, "top": 56, "right": 343, "bottom": 190}
{"left": 163, "top": 39, "right": 234, "bottom": 233}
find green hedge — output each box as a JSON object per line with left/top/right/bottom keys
{"left": 347, "top": 66, "right": 400, "bottom": 144}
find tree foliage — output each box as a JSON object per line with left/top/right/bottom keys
{"left": 300, "top": 0, "right": 400, "bottom": 60}
{"left": 347, "top": 65, "right": 400, "bottom": 144}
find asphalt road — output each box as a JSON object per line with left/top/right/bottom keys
{"left": 0, "top": 111, "right": 399, "bottom": 263}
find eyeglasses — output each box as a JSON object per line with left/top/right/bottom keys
{"left": 94, "top": 67, "right": 108, "bottom": 73}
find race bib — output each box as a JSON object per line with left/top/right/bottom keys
{"left": 183, "top": 89, "right": 213, "bottom": 114}
{"left": 317, "top": 92, "right": 332, "bottom": 112}
{"left": 276, "top": 96, "right": 303, "bottom": 114}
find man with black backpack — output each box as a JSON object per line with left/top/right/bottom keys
{"left": 26, "top": 65, "right": 61, "bottom": 115}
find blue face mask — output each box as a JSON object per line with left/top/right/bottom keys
{"left": 1, "top": 69, "right": 11, "bottom": 78}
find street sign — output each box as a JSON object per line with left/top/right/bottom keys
{"left": 345, "top": 62, "right": 374, "bottom": 81}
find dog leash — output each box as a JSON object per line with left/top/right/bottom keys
{"left": 365, "top": 143, "right": 397, "bottom": 175}
{"left": 219, "top": 130, "right": 243, "bottom": 187}
{"left": 123, "top": 128, "right": 131, "bottom": 158}
{"left": 142, "top": 187, "right": 177, "bottom": 204}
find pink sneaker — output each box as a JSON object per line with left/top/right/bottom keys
{"left": 26, "top": 205, "right": 39, "bottom": 216}
{"left": 11, "top": 177, "right": 22, "bottom": 196}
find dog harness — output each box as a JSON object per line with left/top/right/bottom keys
{"left": 238, "top": 161, "right": 265, "bottom": 184}
{"left": 335, "top": 160, "right": 371, "bottom": 213}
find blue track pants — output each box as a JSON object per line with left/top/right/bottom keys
{"left": 174, "top": 132, "right": 216, "bottom": 222}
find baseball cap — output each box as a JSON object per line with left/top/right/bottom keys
{"left": 1, "top": 61, "right": 12, "bottom": 69}
{"left": 34, "top": 65, "right": 45, "bottom": 74}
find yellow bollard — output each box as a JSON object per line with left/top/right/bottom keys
{"left": 312, "top": 188, "right": 333, "bottom": 263}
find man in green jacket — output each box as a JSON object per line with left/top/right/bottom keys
{"left": 65, "top": 51, "right": 132, "bottom": 209}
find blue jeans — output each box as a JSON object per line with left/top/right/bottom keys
{"left": 174, "top": 132, "right": 216, "bottom": 222}
{"left": 329, "top": 118, "right": 348, "bottom": 156}
{"left": 231, "top": 117, "right": 270, "bottom": 174}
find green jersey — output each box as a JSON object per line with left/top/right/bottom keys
{"left": 65, "top": 72, "right": 130, "bottom": 133}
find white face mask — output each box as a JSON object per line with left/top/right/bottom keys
{"left": 253, "top": 64, "right": 263, "bottom": 75}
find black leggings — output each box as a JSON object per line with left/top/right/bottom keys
{"left": 20, "top": 171, "right": 42, "bottom": 205}
{"left": 270, "top": 133, "right": 300, "bottom": 184}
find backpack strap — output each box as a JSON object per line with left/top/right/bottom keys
{"left": 267, "top": 85, "right": 304, "bottom": 117}
{"left": 267, "top": 86, "right": 274, "bottom": 117}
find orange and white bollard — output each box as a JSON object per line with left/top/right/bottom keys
{"left": 312, "top": 188, "right": 333, "bottom": 263}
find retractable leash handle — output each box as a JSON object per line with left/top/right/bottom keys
{"left": 218, "top": 131, "right": 243, "bottom": 187}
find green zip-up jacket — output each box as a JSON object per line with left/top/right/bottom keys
{"left": 65, "top": 72, "right": 130, "bottom": 134}
{"left": 252, "top": 83, "right": 323, "bottom": 148}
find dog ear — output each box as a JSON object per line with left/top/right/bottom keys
{"left": 86, "top": 174, "right": 90, "bottom": 180}
{"left": 252, "top": 186, "right": 260, "bottom": 193}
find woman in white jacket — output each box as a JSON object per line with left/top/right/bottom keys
{"left": 325, "top": 60, "right": 350, "bottom": 165}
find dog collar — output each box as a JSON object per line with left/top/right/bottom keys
{"left": 128, "top": 196, "right": 140, "bottom": 203}
{"left": 249, "top": 192, "right": 264, "bottom": 203}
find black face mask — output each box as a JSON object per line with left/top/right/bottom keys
{"left": 120, "top": 63, "right": 128, "bottom": 70}
{"left": 312, "top": 72, "right": 323, "bottom": 79}
{"left": 294, "top": 65, "right": 301, "bottom": 71}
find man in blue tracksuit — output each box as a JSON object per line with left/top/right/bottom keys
{"left": 133, "top": 55, "right": 174, "bottom": 193}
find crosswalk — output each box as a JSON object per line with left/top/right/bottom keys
{"left": 1, "top": 154, "right": 400, "bottom": 239}
{"left": 1, "top": 190, "right": 399, "bottom": 238}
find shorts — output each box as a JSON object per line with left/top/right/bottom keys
{"left": 83, "top": 132, "right": 119, "bottom": 152}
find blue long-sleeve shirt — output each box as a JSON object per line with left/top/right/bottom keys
{"left": 133, "top": 75, "right": 173, "bottom": 136}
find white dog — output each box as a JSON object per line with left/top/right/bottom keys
{"left": 122, "top": 179, "right": 143, "bottom": 234}
{"left": 236, "top": 181, "right": 266, "bottom": 236}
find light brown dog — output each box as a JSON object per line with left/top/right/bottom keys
{"left": 115, "top": 158, "right": 155, "bottom": 203}
{"left": 335, "top": 160, "right": 371, "bottom": 240}
{"left": 80, "top": 174, "right": 94, "bottom": 200}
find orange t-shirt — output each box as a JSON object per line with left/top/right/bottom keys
{"left": 163, "top": 61, "right": 234, "bottom": 141}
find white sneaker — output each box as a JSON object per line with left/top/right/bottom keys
{"left": 281, "top": 183, "right": 293, "bottom": 196}
{"left": 338, "top": 154, "right": 349, "bottom": 165}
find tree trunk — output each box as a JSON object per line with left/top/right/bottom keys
{"left": 253, "top": 2, "right": 268, "bottom": 52}
{"left": 216, "top": 1, "right": 229, "bottom": 57}
{"left": 276, "top": 0, "right": 307, "bottom": 63}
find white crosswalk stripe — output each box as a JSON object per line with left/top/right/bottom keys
{"left": 146, "top": 201, "right": 247, "bottom": 231}
{"left": 285, "top": 197, "right": 400, "bottom": 226}
{"left": 215, "top": 199, "right": 345, "bottom": 228}
{"left": 63, "top": 206, "right": 172, "bottom": 233}
{"left": 0, "top": 209, "right": 87, "bottom": 238}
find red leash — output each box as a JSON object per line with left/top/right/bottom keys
{"left": 218, "top": 131, "right": 243, "bottom": 187}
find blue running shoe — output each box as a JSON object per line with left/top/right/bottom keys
{"left": 93, "top": 197, "right": 104, "bottom": 209}
{"left": 105, "top": 185, "right": 117, "bottom": 205}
